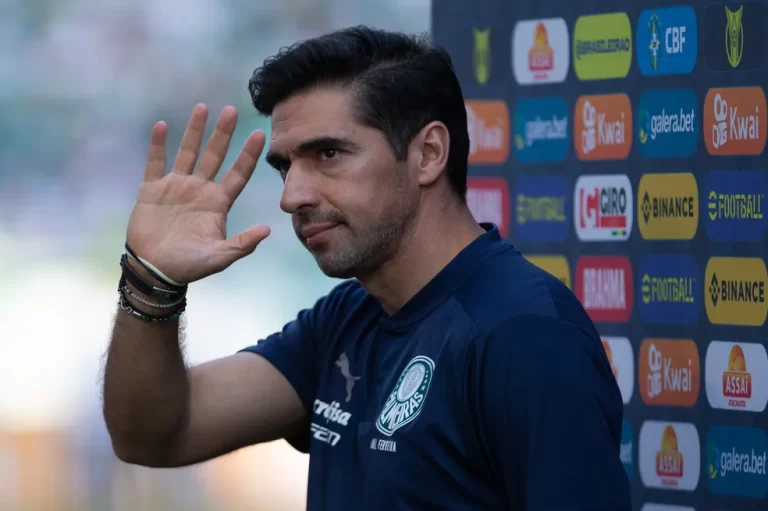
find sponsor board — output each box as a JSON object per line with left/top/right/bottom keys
{"left": 637, "top": 89, "right": 698, "bottom": 158}
{"left": 574, "top": 174, "right": 633, "bottom": 241}
{"left": 705, "top": 341, "right": 768, "bottom": 413}
{"left": 638, "top": 255, "right": 699, "bottom": 325}
{"left": 514, "top": 175, "right": 569, "bottom": 242}
{"left": 525, "top": 255, "right": 571, "bottom": 289}
{"left": 575, "top": 256, "right": 633, "bottom": 323}
{"left": 704, "top": 170, "right": 767, "bottom": 242}
{"left": 704, "top": 2, "right": 766, "bottom": 72}
{"left": 621, "top": 419, "right": 634, "bottom": 480}
{"left": 511, "top": 18, "right": 570, "bottom": 85}
{"left": 466, "top": 100, "right": 511, "bottom": 163}
{"left": 638, "top": 338, "right": 700, "bottom": 407}
{"left": 705, "top": 257, "right": 767, "bottom": 327}
{"left": 703, "top": 87, "right": 767, "bottom": 156}
{"left": 513, "top": 97, "right": 569, "bottom": 163}
{"left": 574, "top": 94, "right": 632, "bottom": 161}
{"left": 602, "top": 336, "right": 634, "bottom": 404}
{"left": 638, "top": 421, "right": 701, "bottom": 491}
{"left": 636, "top": 6, "right": 698, "bottom": 76}
{"left": 638, "top": 173, "right": 698, "bottom": 240}
{"left": 573, "top": 12, "right": 632, "bottom": 80}
{"left": 466, "top": 177, "right": 510, "bottom": 238}
{"left": 706, "top": 425, "right": 768, "bottom": 498}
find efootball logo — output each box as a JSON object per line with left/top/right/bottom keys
{"left": 375, "top": 356, "right": 435, "bottom": 437}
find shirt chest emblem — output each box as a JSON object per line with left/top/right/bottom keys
{"left": 375, "top": 355, "right": 436, "bottom": 437}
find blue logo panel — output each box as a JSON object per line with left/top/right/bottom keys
{"left": 637, "top": 6, "right": 698, "bottom": 76}
{"left": 637, "top": 89, "right": 698, "bottom": 158}
{"left": 621, "top": 419, "right": 634, "bottom": 480}
{"left": 513, "top": 175, "right": 569, "bottom": 242}
{"left": 704, "top": 171, "right": 767, "bottom": 242}
{"left": 513, "top": 97, "right": 569, "bottom": 163}
{"left": 638, "top": 254, "right": 699, "bottom": 324}
{"left": 707, "top": 425, "right": 768, "bottom": 499}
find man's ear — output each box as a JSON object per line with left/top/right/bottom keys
{"left": 409, "top": 121, "right": 450, "bottom": 187}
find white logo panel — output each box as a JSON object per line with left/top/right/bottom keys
{"left": 601, "top": 336, "right": 634, "bottom": 404}
{"left": 512, "top": 18, "right": 570, "bottom": 85}
{"left": 574, "top": 174, "right": 633, "bottom": 241}
{"left": 638, "top": 421, "right": 700, "bottom": 491}
{"left": 705, "top": 340, "right": 768, "bottom": 412}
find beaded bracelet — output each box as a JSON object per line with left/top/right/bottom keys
{"left": 117, "top": 286, "right": 186, "bottom": 323}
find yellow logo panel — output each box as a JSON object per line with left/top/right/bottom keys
{"left": 705, "top": 257, "right": 767, "bottom": 327}
{"left": 573, "top": 12, "right": 632, "bottom": 80}
{"left": 526, "top": 255, "right": 571, "bottom": 289}
{"left": 638, "top": 173, "right": 699, "bottom": 240}
{"left": 473, "top": 28, "right": 491, "bottom": 84}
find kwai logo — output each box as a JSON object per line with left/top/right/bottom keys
{"left": 514, "top": 175, "right": 568, "bottom": 242}
{"left": 513, "top": 97, "right": 569, "bottom": 163}
{"left": 602, "top": 336, "right": 634, "bottom": 404}
{"left": 525, "top": 255, "right": 571, "bottom": 289}
{"left": 621, "top": 419, "right": 634, "bottom": 480}
{"left": 574, "top": 174, "right": 633, "bottom": 241}
{"left": 572, "top": 12, "right": 632, "bottom": 80}
{"left": 637, "top": 89, "right": 698, "bottom": 158}
{"left": 638, "top": 173, "right": 699, "bottom": 240}
{"left": 638, "top": 338, "right": 700, "bottom": 408}
{"left": 705, "top": 257, "right": 768, "bottom": 327}
{"left": 636, "top": 6, "right": 698, "bottom": 76}
{"left": 706, "top": 425, "right": 768, "bottom": 499}
{"left": 705, "top": 341, "right": 768, "bottom": 413}
{"left": 639, "top": 421, "right": 701, "bottom": 491}
{"left": 466, "top": 177, "right": 510, "bottom": 238}
{"left": 639, "top": 254, "right": 698, "bottom": 325}
{"left": 574, "top": 94, "right": 632, "bottom": 160}
{"left": 704, "top": 170, "right": 767, "bottom": 242}
{"left": 465, "top": 100, "right": 511, "bottom": 163}
{"left": 575, "top": 256, "right": 633, "bottom": 323}
{"left": 375, "top": 356, "right": 435, "bottom": 437}
{"left": 704, "top": 87, "right": 767, "bottom": 156}
{"left": 511, "top": 18, "right": 569, "bottom": 85}
{"left": 704, "top": 2, "right": 766, "bottom": 72}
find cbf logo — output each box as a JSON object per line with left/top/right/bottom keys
{"left": 472, "top": 28, "right": 491, "bottom": 84}
{"left": 376, "top": 356, "right": 435, "bottom": 437}
{"left": 636, "top": 6, "right": 698, "bottom": 76}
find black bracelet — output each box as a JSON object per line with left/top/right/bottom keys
{"left": 117, "top": 285, "right": 186, "bottom": 323}
{"left": 120, "top": 253, "right": 186, "bottom": 301}
{"left": 124, "top": 243, "right": 187, "bottom": 293}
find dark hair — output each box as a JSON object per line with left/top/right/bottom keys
{"left": 248, "top": 25, "right": 469, "bottom": 200}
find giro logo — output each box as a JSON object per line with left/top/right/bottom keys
{"left": 636, "top": 6, "right": 698, "bottom": 76}
{"left": 574, "top": 94, "right": 632, "bottom": 160}
{"left": 574, "top": 174, "right": 633, "bottom": 241}
{"left": 511, "top": 18, "right": 569, "bottom": 85}
{"left": 466, "top": 177, "right": 510, "bottom": 238}
{"left": 638, "top": 338, "right": 700, "bottom": 408}
{"left": 465, "top": 100, "right": 510, "bottom": 163}
{"left": 575, "top": 256, "right": 633, "bottom": 323}
{"left": 704, "top": 87, "right": 767, "bottom": 156}
{"left": 705, "top": 257, "right": 767, "bottom": 327}
{"left": 704, "top": 2, "right": 766, "bottom": 72}
{"left": 602, "top": 336, "right": 634, "bottom": 404}
{"left": 637, "top": 89, "right": 698, "bottom": 158}
{"left": 706, "top": 425, "right": 768, "bottom": 498}
{"left": 512, "top": 96, "right": 569, "bottom": 163}
{"left": 705, "top": 341, "right": 768, "bottom": 413}
{"left": 638, "top": 173, "right": 698, "bottom": 240}
{"left": 705, "top": 170, "right": 767, "bottom": 242}
{"left": 638, "top": 254, "right": 698, "bottom": 325}
{"left": 572, "top": 12, "right": 632, "bottom": 80}
{"left": 513, "top": 175, "right": 568, "bottom": 242}
{"left": 525, "top": 255, "right": 571, "bottom": 289}
{"left": 638, "top": 421, "right": 701, "bottom": 491}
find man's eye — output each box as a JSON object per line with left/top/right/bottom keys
{"left": 319, "top": 149, "right": 339, "bottom": 160}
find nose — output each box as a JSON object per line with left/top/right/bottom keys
{"left": 279, "top": 164, "right": 322, "bottom": 214}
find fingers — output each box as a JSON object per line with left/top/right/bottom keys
{"left": 213, "top": 225, "right": 271, "bottom": 270}
{"left": 197, "top": 106, "right": 238, "bottom": 181}
{"left": 220, "top": 130, "right": 266, "bottom": 203}
{"left": 144, "top": 121, "right": 168, "bottom": 182}
{"left": 173, "top": 104, "right": 209, "bottom": 175}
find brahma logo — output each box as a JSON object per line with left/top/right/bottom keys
{"left": 639, "top": 254, "right": 698, "bottom": 325}
{"left": 705, "top": 341, "right": 768, "bottom": 412}
{"left": 638, "top": 173, "right": 699, "bottom": 240}
{"left": 511, "top": 18, "right": 569, "bottom": 85}
{"left": 704, "top": 170, "right": 767, "bottom": 242}
{"left": 514, "top": 175, "right": 569, "bottom": 242}
{"left": 704, "top": 87, "right": 766, "bottom": 156}
{"left": 621, "top": 419, "right": 634, "bottom": 480}
{"left": 574, "top": 94, "right": 632, "bottom": 160}
{"left": 572, "top": 12, "right": 632, "bottom": 80}
{"left": 639, "top": 421, "right": 700, "bottom": 491}
{"left": 575, "top": 256, "right": 633, "bottom": 323}
{"left": 638, "top": 339, "right": 700, "bottom": 407}
{"left": 636, "top": 6, "right": 698, "bottom": 76}
{"left": 705, "top": 257, "right": 767, "bottom": 327}
{"left": 465, "top": 100, "right": 510, "bottom": 163}
{"left": 466, "top": 177, "right": 510, "bottom": 238}
{"left": 525, "top": 255, "right": 571, "bottom": 289}
{"left": 704, "top": 3, "right": 766, "bottom": 72}
{"left": 602, "top": 336, "right": 634, "bottom": 404}
{"left": 574, "top": 174, "right": 633, "bottom": 241}
{"left": 637, "top": 89, "right": 698, "bottom": 158}
{"left": 512, "top": 97, "right": 569, "bottom": 163}
{"left": 706, "top": 425, "right": 768, "bottom": 499}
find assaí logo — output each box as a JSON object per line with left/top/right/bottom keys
{"left": 639, "top": 421, "right": 701, "bottom": 491}
{"left": 574, "top": 174, "right": 633, "bottom": 241}
{"left": 636, "top": 6, "right": 698, "bottom": 76}
{"left": 572, "top": 12, "right": 632, "bottom": 80}
{"left": 513, "top": 97, "right": 569, "bottom": 163}
{"left": 602, "top": 336, "right": 635, "bottom": 404}
{"left": 638, "top": 254, "right": 698, "bottom": 325}
{"left": 706, "top": 425, "right": 768, "bottom": 499}
{"left": 466, "top": 177, "right": 510, "bottom": 238}
{"left": 638, "top": 173, "right": 698, "bottom": 240}
{"left": 575, "top": 94, "right": 632, "bottom": 160}
{"left": 511, "top": 18, "right": 570, "bottom": 85}
{"left": 705, "top": 340, "right": 768, "bottom": 412}
{"left": 704, "top": 170, "right": 767, "bottom": 242}
{"left": 575, "top": 256, "right": 633, "bottom": 323}
{"left": 638, "top": 338, "right": 700, "bottom": 407}
{"left": 637, "top": 89, "right": 698, "bottom": 158}
{"left": 704, "top": 87, "right": 767, "bottom": 156}
{"left": 525, "top": 255, "right": 571, "bottom": 289}
{"left": 621, "top": 419, "right": 634, "bottom": 480}
{"left": 705, "top": 257, "right": 768, "bottom": 327}
{"left": 465, "top": 100, "right": 511, "bottom": 163}
{"left": 514, "top": 175, "right": 568, "bottom": 242}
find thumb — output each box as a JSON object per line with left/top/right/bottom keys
{"left": 213, "top": 225, "right": 271, "bottom": 269}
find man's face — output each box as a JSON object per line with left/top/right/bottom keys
{"left": 268, "top": 86, "right": 418, "bottom": 278}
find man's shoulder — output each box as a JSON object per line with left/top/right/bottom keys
{"left": 310, "top": 278, "right": 378, "bottom": 330}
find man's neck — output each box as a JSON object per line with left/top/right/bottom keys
{"left": 358, "top": 205, "right": 486, "bottom": 315}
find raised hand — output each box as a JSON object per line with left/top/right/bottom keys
{"left": 125, "top": 104, "right": 271, "bottom": 285}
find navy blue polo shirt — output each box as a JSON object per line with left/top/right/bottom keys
{"left": 241, "top": 223, "right": 631, "bottom": 510}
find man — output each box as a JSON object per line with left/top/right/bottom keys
{"left": 103, "top": 26, "right": 631, "bottom": 510}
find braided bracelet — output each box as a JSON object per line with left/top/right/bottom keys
{"left": 117, "top": 286, "right": 186, "bottom": 323}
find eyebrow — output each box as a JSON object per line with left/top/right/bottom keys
{"left": 265, "top": 136, "right": 360, "bottom": 170}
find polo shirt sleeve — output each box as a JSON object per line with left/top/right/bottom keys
{"left": 471, "top": 314, "right": 631, "bottom": 510}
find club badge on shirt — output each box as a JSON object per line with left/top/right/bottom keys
{"left": 375, "top": 355, "right": 436, "bottom": 437}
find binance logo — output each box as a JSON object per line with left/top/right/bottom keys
{"left": 705, "top": 257, "right": 768, "bottom": 327}
{"left": 637, "top": 173, "right": 698, "bottom": 240}
{"left": 725, "top": 6, "right": 744, "bottom": 68}
{"left": 710, "top": 273, "right": 721, "bottom": 307}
